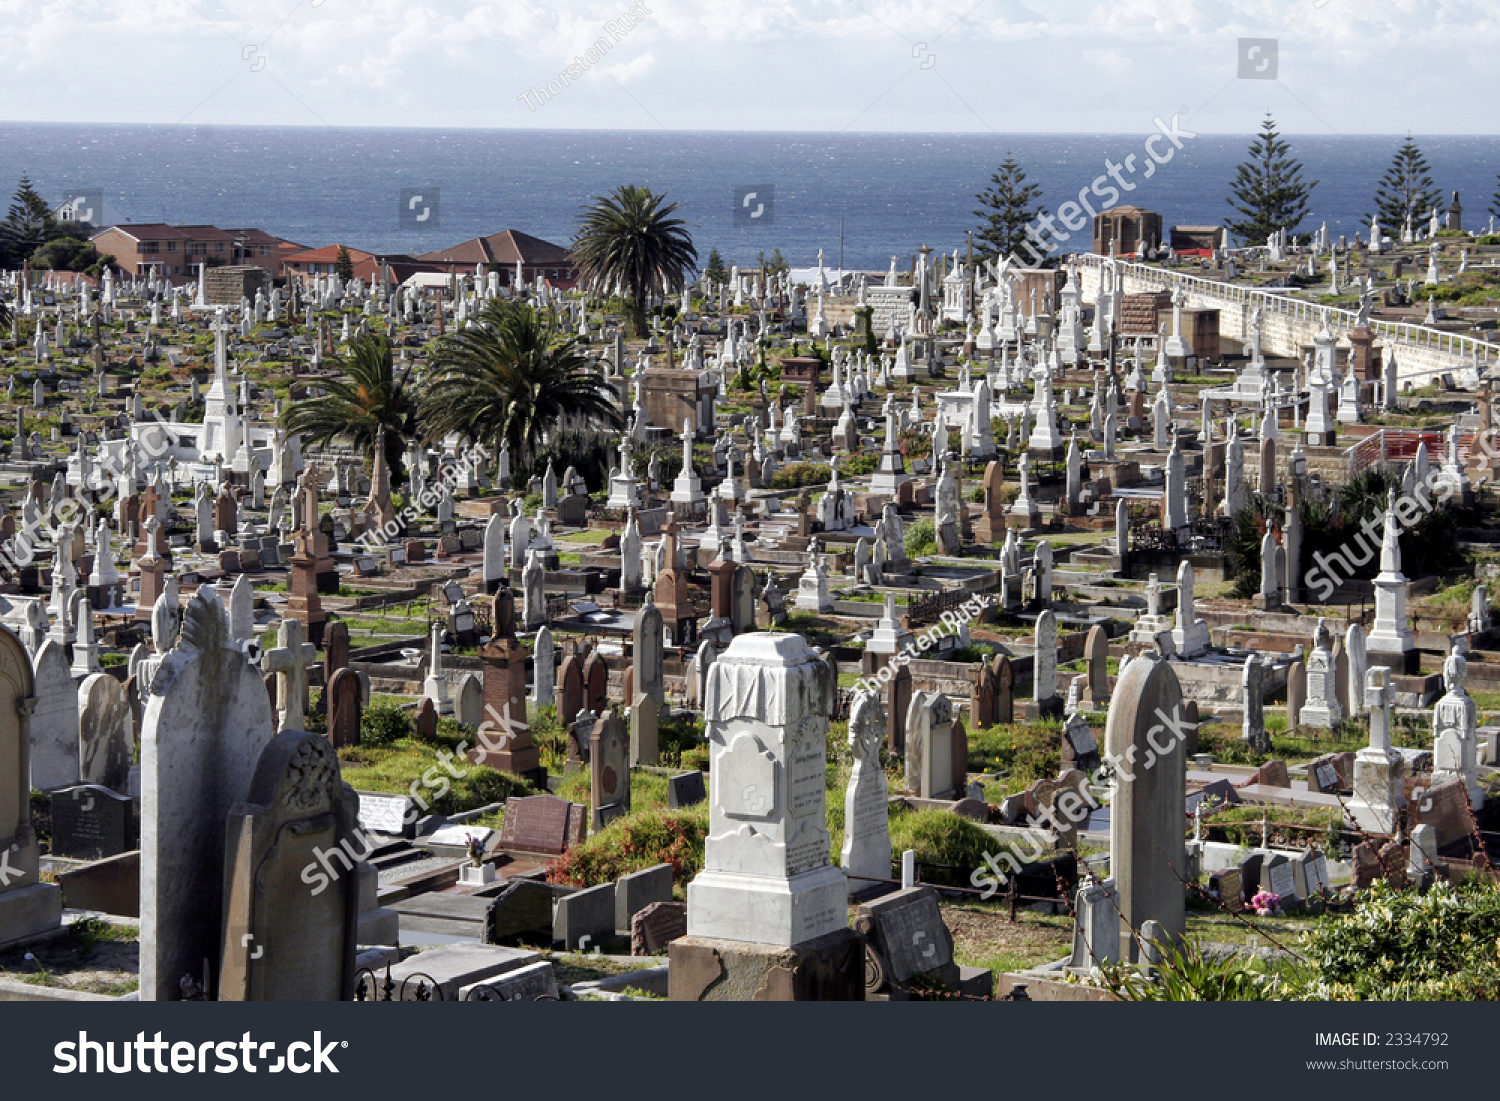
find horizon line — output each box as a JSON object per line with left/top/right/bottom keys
{"left": 0, "top": 120, "right": 1492, "bottom": 140}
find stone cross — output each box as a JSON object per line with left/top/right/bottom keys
{"left": 261, "top": 617, "right": 319, "bottom": 732}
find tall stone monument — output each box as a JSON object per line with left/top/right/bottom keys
{"left": 671, "top": 632, "right": 861, "bottom": 1000}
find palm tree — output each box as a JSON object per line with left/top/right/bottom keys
{"left": 420, "top": 298, "right": 621, "bottom": 483}
{"left": 571, "top": 184, "right": 698, "bottom": 336}
{"left": 280, "top": 332, "right": 415, "bottom": 482}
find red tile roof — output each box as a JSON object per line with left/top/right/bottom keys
{"left": 417, "top": 229, "right": 571, "bottom": 267}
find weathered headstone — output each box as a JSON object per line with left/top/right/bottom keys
{"left": 674, "top": 632, "right": 859, "bottom": 1000}
{"left": 219, "top": 730, "right": 360, "bottom": 1001}
{"left": 29, "top": 639, "right": 78, "bottom": 791}
{"left": 327, "top": 667, "right": 363, "bottom": 748}
{"left": 455, "top": 672, "right": 484, "bottom": 729}
{"left": 841, "top": 692, "right": 892, "bottom": 890}
{"left": 904, "top": 690, "right": 955, "bottom": 799}
{"left": 140, "top": 588, "right": 277, "bottom": 1000}
{"left": 631, "top": 900, "right": 688, "bottom": 955}
{"left": 1068, "top": 875, "right": 1120, "bottom": 969}
{"left": 76, "top": 672, "right": 131, "bottom": 793}
{"left": 1105, "top": 653, "right": 1186, "bottom": 962}
{"left": 589, "top": 710, "right": 631, "bottom": 829}
{"left": 0, "top": 620, "right": 62, "bottom": 943}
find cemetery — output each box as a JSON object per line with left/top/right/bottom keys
{"left": 4, "top": 211, "right": 1500, "bottom": 1004}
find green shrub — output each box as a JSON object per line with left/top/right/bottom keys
{"left": 1102, "top": 938, "right": 1277, "bottom": 1001}
{"left": 528, "top": 704, "right": 568, "bottom": 772}
{"left": 546, "top": 804, "right": 710, "bottom": 889}
{"left": 1295, "top": 879, "right": 1500, "bottom": 999}
{"left": 841, "top": 452, "right": 878, "bottom": 477}
{"left": 305, "top": 701, "right": 328, "bottom": 735}
{"left": 362, "top": 702, "right": 413, "bottom": 747}
{"left": 904, "top": 518, "right": 937, "bottom": 559}
{"left": 658, "top": 712, "right": 703, "bottom": 768}
{"left": 770, "top": 463, "right": 832, "bottom": 490}
{"left": 887, "top": 808, "right": 997, "bottom": 885}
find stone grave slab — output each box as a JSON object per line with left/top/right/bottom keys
{"left": 615, "top": 863, "right": 674, "bottom": 934}
{"left": 668, "top": 770, "right": 707, "bottom": 808}
{"left": 553, "top": 881, "right": 616, "bottom": 949}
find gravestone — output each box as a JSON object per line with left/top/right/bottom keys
{"left": 0, "top": 621, "right": 61, "bottom": 944}
{"left": 995, "top": 655, "right": 1014, "bottom": 723}
{"left": 632, "top": 900, "right": 688, "bottom": 955}
{"left": 1068, "top": 875, "right": 1120, "bottom": 969}
{"left": 1061, "top": 711, "right": 1100, "bottom": 774}
{"left": 904, "top": 690, "right": 955, "bottom": 799}
{"left": 553, "top": 882, "right": 615, "bottom": 949}
{"left": 1078, "top": 624, "right": 1110, "bottom": 707}
{"left": 327, "top": 667, "right": 363, "bottom": 748}
{"left": 1211, "top": 867, "right": 1244, "bottom": 912}
{"left": 633, "top": 597, "right": 665, "bottom": 719}
{"left": 77, "top": 672, "right": 131, "bottom": 793}
{"left": 29, "top": 639, "right": 78, "bottom": 791}
{"left": 629, "top": 691, "right": 659, "bottom": 767}
{"left": 415, "top": 697, "right": 438, "bottom": 741}
{"left": 615, "top": 863, "right": 674, "bottom": 934}
{"left": 887, "top": 661, "right": 912, "bottom": 754}
{"left": 668, "top": 770, "right": 706, "bottom": 808}
{"left": 1299, "top": 620, "right": 1344, "bottom": 728}
{"left": 219, "top": 730, "right": 360, "bottom": 1001}
{"left": 1033, "top": 610, "right": 1059, "bottom": 711}
{"left": 455, "top": 673, "right": 484, "bottom": 729}
{"left": 497, "top": 793, "right": 587, "bottom": 856}
{"left": 582, "top": 648, "right": 609, "bottom": 715}
{"left": 854, "top": 885, "right": 961, "bottom": 998}
{"left": 357, "top": 791, "right": 416, "bottom": 839}
{"left": 1241, "top": 655, "right": 1268, "bottom": 753}
{"left": 1297, "top": 849, "right": 1330, "bottom": 895}
{"left": 589, "top": 710, "right": 631, "bottom": 830}
{"left": 141, "top": 587, "right": 277, "bottom": 1001}
{"left": 1105, "top": 653, "right": 1186, "bottom": 962}
{"left": 1263, "top": 853, "right": 1297, "bottom": 905}
{"left": 324, "top": 619, "right": 350, "bottom": 679}
{"left": 673, "top": 632, "right": 859, "bottom": 1001}
{"left": 558, "top": 653, "right": 584, "bottom": 726}
{"left": 1348, "top": 666, "right": 1405, "bottom": 835}
{"left": 841, "top": 692, "right": 892, "bottom": 890}
{"left": 49, "top": 784, "right": 137, "bottom": 859}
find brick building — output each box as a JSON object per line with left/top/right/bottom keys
{"left": 89, "top": 224, "right": 304, "bottom": 281}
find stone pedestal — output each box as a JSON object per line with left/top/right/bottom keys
{"left": 687, "top": 864, "right": 848, "bottom": 946}
{"left": 285, "top": 549, "right": 326, "bottom": 647}
{"left": 668, "top": 928, "right": 865, "bottom": 1001}
{"left": 0, "top": 881, "right": 63, "bottom": 948}
{"left": 1347, "top": 746, "right": 1405, "bottom": 835}
{"left": 469, "top": 636, "right": 543, "bottom": 784}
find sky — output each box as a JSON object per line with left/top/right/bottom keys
{"left": 0, "top": 0, "right": 1491, "bottom": 134}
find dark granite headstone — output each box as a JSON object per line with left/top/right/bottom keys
{"left": 667, "top": 770, "right": 706, "bottom": 808}
{"left": 50, "top": 784, "right": 137, "bottom": 859}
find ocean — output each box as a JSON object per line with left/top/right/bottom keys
{"left": 3, "top": 123, "right": 1499, "bottom": 270}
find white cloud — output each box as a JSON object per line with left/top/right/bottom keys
{"left": 0, "top": 0, "right": 1487, "bottom": 131}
